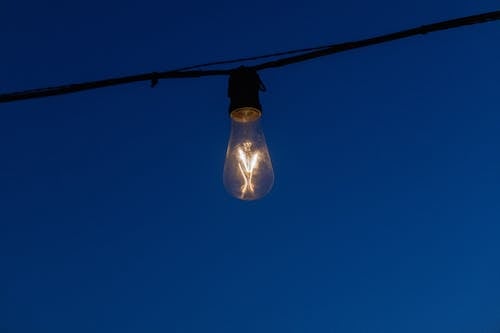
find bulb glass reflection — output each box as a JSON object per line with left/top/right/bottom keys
{"left": 223, "top": 108, "right": 274, "bottom": 200}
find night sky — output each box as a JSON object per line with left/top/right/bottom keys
{"left": 1, "top": 1, "right": 500, "bottom": 332}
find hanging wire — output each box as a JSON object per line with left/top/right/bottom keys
{"left": 252, "top": 10, "right": 500, "bottom": 70}
{"left": 0, "top": 69, "right": 230, "bottom": 104}
{"left": 171, "top": 45, "right": 334, "bottom": 72}
{"left": 0, "top": 10, "right": 498, "bottom": 104}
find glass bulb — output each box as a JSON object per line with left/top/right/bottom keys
{"left": 223, "top": 108, "right": 274, "bottom": 200}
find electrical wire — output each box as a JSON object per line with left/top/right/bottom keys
{"left": 253, "top": 10, "right": 500, "bottom": 70}
{"left": 171, "top": 45, "right": 334, "bottom": 72}
{"left": 0, "top": 46, "right": 335, "bottom": 103}
{"left": 0, "top": 69, "right": 230, "bottom": 104}
{"left": 0, "top": 10, "right": 498, "bottom": 104}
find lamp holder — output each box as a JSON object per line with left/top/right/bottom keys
{"left": 228, "top": 67, "right": 265, "bottom": 115}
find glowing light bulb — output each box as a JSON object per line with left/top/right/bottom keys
{"left": 223, "top": 67, "right": 274, "bottom": 200}
{"left": 223, "top": 108, "right": 274, "bottom": 200}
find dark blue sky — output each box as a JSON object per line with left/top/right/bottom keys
{"left": 1, "top": 1, "right": 500, "bottom": 332}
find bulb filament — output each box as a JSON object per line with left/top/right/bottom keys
{"left": 236, "top": 141, "right": 260, "bottom": 199}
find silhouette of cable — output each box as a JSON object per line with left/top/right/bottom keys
{"left": 0, "top": 44, "right": 338, "bottom": 104}
{"left": 252, "top": 10, "right": 500, "bottom": 70}
{"left": 0, "top": 10, "right": 498, "bottom": 104}
{"left": 0, "top": 69, "right": 230, "bottom": 103}
{"left": 173, "top": 45, "right": 334, "bottom": 71}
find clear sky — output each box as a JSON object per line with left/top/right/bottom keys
{"left": 1, "top": 1, "right": 500, "bottom": 332}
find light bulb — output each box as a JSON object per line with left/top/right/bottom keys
{"left": 223, "top": 67, "right": 274, "bottom": 200}
{"left": 223, "top": 108, "right": 274, "bottom": 200}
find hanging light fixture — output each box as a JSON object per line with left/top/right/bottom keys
{"left": 0, "top": 13, "right": 496, "bottom": 202}
{"left": 223, "top": 67, "right": 274, "bottom": 200}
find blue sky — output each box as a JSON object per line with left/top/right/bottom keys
{"left": 1, "top": 1, "right": 500, "bottom": 332}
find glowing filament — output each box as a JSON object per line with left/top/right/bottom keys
{"left": 236, "top": 142, "right": 260, "bottom": 198}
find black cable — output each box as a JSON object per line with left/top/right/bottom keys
{"left": 0, "top": 46, "right": 338, "bottom": 104}
{"left": 252, "top": 10, "right": 500, "bottom": 70}
{"left": 173, "top": 45, "right": 333, "bottom": 72}
{"left": 1, "top": 10, "right": 498, "bottom": 104}
{"left": 0, "top": 69, "right": 230, "bottom": 104}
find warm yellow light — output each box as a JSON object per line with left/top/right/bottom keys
{"left": 223, "top": 108, "right": 274, "bottom": 200}
{"left": 236, "top": 142, "right": 260, "bottom": 196}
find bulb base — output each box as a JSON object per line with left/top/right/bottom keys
{"left": 230, "top": 107, "right": 262, "bottom": 123}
